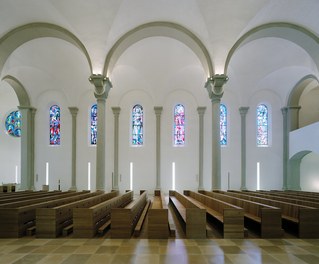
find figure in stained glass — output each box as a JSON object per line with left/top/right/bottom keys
{"left": 132, "top": 104, "right": 143, "bottom": 145}
{"left": 50, "top": 105, "right": 60, "bottom": 145}
{"left": 174, "top": 104, "right": 185, "bottom": 146}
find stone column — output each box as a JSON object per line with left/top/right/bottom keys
{"left": 18, "top": 106, "right": 31, "bottom": 190}
{"left": 281, "top": 107, "right": 289, "bottom": 190}
{"left": 30, "top": 108, "right": 36, "bottom": 190}
{"left": 205, "top": 74, "right": 228, "bottom": 190}
{"left": 154, "top": 107, "right": 163, "bottom": 190}
{"left": 112, "top": 107, "right": 121, "bottom": 190}
{"left": 197, "top": 107, "right": 206, "bottom": 190}
{"left": 239, "top": 107, "right": 249, "bottom": 190}
{"left": 68, "top": 107, "right": 78, "bottom": 191}
{"left": 89, "top": 74, "right": 112, "bottom": 191}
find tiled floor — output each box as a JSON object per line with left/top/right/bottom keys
{"left": 0, "top": 238, "right": 319, "bottom": 264}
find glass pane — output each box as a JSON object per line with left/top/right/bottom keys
{"left": 50, "top": 105, "right": 61, "bottom": 145}
{"left": 257, "top": 104, "right": 268, "bottom": 146}
{"left": 90, "top": 104, "right": 97, "bottom": 145}
{"left": 220, "top": 104, "right": 227, "bottom": 145}
{"left": 5, "top": 110, "right": 22, "bottom": 137}
{"left": 174, "top": 104, "right": 185, "bottom": 146}
{"left": 132, "top": 104, "right": 143, "bottom": 145}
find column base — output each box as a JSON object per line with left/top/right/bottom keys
{"left": 69, "top": 186, "right": 77, "bottom": 191}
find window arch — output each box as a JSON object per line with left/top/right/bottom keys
{"left": 5, "top": 110, "right": 22, "bottom": 137}
{"left": 132, "top": 104, "right": 143, "bottom": 146}
{"left": 50, "top": 104, "right": 61, "bottom": 145}
{"left": 174, "top": 104, "right": 185, "bottom": 146}
{"left": 90, "top": 104, "right": 97, "bottom": 145}
{"left": 257, "top": 104, "right": 268, "bottom": 146}
{"left": 220, "top": 104, "right": 227, "bottom": 145}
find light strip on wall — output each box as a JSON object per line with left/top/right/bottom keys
{"left": 46, "top": 162, "right": 49, "bottom": 185}
{"left": 172, "top": 162, "right": 176, "bottom": 190}
{"left": 257, "top": 162, "right": 260, "bottom": 190}
{"left": 88, "top": 162, "right": 91, "bottom": 191}
{"left": 130, "top": 162, "right": 133, "bottom": 191}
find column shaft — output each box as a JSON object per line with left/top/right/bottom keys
{"left": 112, "top": 107, "right": 121, "bottom": 190}
{"left": 281, "top": 107, "right": 288, "bottom": 190}
{"left": 239, "top": 107, "right": 249, "bottom": 190}
{"left": 154, "top": 107, "right": 163, "bottom": 190}
{"left": 197, "top": 107, "right": 206, "bottom": 190}
{"left": 68, "top": 107, "right": 78, "bottom": 191}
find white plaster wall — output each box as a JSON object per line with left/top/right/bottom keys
{"left": 299, "top": 87, "right": 319, "bottom": 128}
{"left": 0, "top": 83, "right": 20, "bottom": 184}
{"left": 300, "top": 152, "right": 319, "bottom": 191}
{"left": 34, "top": 90, "right": 72, "bottom": 191}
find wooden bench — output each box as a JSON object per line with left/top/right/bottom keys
{"left": 111, "top": 191, "right": 148, "bottom": 238}
{"left": 257, "top": 190, "right": 319, "bottom": 203}
{"left": 0, "top": 191, "right": 93, "bottom": 238}
{"left": 134, "top": 199, "right": 151, "bottom": 237}
{"left": 147, "top": 190, "right": 170, "bottom": 239}
{"left": 183, "top": 190, "right": 244, "bottom": 238}
{"left": 220, "top": 190, "right": 319, "bottom": 238}
{"left": 169, "top": 190, "right": 206, "bottom": 239}
{"left": 36, "top": 191, "right": 119, "bottom": 238}
{"left": 62, "top": 224, "right": 73, "bottom": 236}
{"left": 200, "top": 190, "right": 283, "bottom": 238}
{"left": 73, "top": 191, "right": 134, "bottom": 238}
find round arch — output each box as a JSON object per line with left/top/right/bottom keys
{"left": 1, "top": 75, "right": 30, "bottom": 106}
{"left": 224, "top": 22, "right": 319, "bottom": 74}
{"left": 0, "top": 22, "right": 92, "bottom": 74}
{"left": 103, "top": 21, "right": 214, "bottom": 77}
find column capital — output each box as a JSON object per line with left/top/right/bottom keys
{"left": 154, "top": 106, "right": 163, "bottom": 116}
{"left": 89, "top": 74, "right": 112, "bottom": 99}
{"left": 288, "top": 105, "right": 301, "bottom": 110}
{"left": 205, "top": 74, "right": 228, "bottom": 98}
{"left": 18, "top": 105, "right": 36, "bottom": 111}
{"left": 112, "top": 107, "right": 121, "bottom": 115}
{"left": 197, "top": 106, "right": 206, "bottom": 116}
{"left": 68, "top": 107, "right": 79, "bottom": 116}
{"left": 239, "top": 106, "right": 249, "bottom": 116}
{"left": 281, "top": 107, "right": 288, "bottom": 116}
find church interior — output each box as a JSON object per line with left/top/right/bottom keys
{"left": 1, "top": 1, "right": 319, "bottom": 263}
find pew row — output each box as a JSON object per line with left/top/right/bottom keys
{"left": 222, "top": 190, "right": 319, "bottom": 238}
{"left": 36, "top": 191, "right": 118, "bottom": 238}
{"left": 0, "top": 191, "right": 93, "bottom": 238}
{"left": 183, "top": 190, "right": 244, "bottom": 238}
{"left": 111, "top": 191, "right": 148, "bottom": 238}
{"left": 147, "top": 190, "right": 169, "bottom": 239}
{"left": 199, "top": 191, "right": 283, "bottom": 238}
{"left": 169, "top": 190, "right": 206, "bottom": 239}
{"left": 73, "top": 191, "right": 133, "bottom": 238}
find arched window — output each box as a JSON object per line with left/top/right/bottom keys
{"left": 220, "top": 104, "right": 227, "bottom": 145}
{"left": 174, "top": 104, "right": 185, "bottom": 146}
{"left": 50, "top": 105, "right": 61, "bottom": 145}
{"left": 132, "top": 104, "right": 143, "bottom": 145}
{"left": 90, "top": 104, "right": 97, "bottom": 145}
{"left": 5, "top": 110, "right": 22, "bottom": 137}
{"left": 257, "top": 104, "right": 268, "bottom": 146}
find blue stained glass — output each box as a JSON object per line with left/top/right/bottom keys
{"left": 257, "top": 104, "right": 268, "bottom": 146}
{"left": 174, "top": 104, "right": 185, "bottom": 146}
{"left": 220, "top": 104, "right": 227, "bottom": 145}
{"left": 50, "top": 105, "right": 60, "bottom": 145}
{"left": 132, "top": 104, "right": 143, "bottom": 145}
{"left": 90, "top": 104, "right": 97, "bottom": 145}
{"left": 5, "top": 110, "right": 22, "bottom": 137}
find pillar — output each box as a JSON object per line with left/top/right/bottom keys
{"left": 112, "top": 107, "right": 121, "bottom": 190}
{"left": 197, "top": 107, "right": 206, "bottom": 190}
{"left": 154, "top": 106, "right": 163, "bottom": 190}
{"left": 18, "top": 106, "right": 36, "bottom": 190}
{"left": 68, "top": 107, "right": 78, "bottom": 191}
{"left": 89, "top": 74, "right": 112, "bottom": 191}
{"left": 281, "top": 107, "right": 289, "bottom": 190}
{"left": 205, "top": 74, "right": 228, "bottom": 190}
{"left": 239, "top": 107, "right": 249, "bottom": 190}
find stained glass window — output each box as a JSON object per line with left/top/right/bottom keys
{"left": 50, "top": 105, "right": 60, "bottom": 145}
{"left": 132, "top": 104, "right": 143, "bottom": 145}
{"left": 257, "top": 104, "right": 268, "bottom": 146}
{"left": 5, "top": 110, "right": 21, "bottom": 137}
{"left": 90, "top": 104, "right": 97, "bottom": 145}
{"left": 220, "top": 104, "right": 227, "bottom": 145}
{"left": 174, "top": 104, "right": 185, "bottom": 146}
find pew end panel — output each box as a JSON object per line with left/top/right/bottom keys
{"left": 223, "top": 208, "right": 244, "bottom": 239}
{"left": 298, "top": 208, "right": 319, "bottom": 238}
{"left": 186, "top": 208, "right": 206, "bottom": 239}
{"left": 148, "top": 208, "right": 169, "bottom": 239}
{"left": 261, "top": 208, "right": 283, "bottom": 238}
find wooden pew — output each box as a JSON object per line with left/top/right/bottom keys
{"left": 219, "top": 190, "right": 319, "bottom": 238}
{"left": 36, "top": 191, "right": 119, "bottom": 238}
{"left": 169, "top": 190, "right": 206, "bottom": 239}
{"left": 0, "top": 191, "right": 93, "bottom": 238}
{"left": 200, "top": 191, "right": 283, "bottom": 238}
{"left": 183, "top": 190, "right": 244, "bottom": 238}
{"left": 147, "top": 190, "right": 169, "bottom": 239}
{"left": 73, "top": 191, "right": 133, "bottom": 238}
{"left": 111, "top": 191, "right": 148, "bottom": 238}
